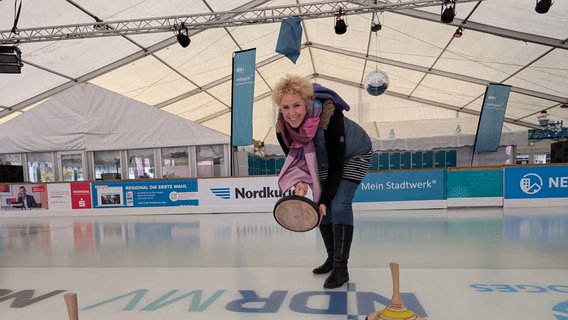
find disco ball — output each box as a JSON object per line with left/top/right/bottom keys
{"left": 365, "top": 70, "right": 389, "bottom": 96}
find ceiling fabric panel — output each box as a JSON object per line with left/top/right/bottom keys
{"left": 506, "top": 50, "right": 568, "bottom": 98}
{"left": 413, "top": 74, "right": 487, "bottom": 108}
{"left": 438, "top": 32, "right": 551, "bottom": 82}
{"left": 164, "top": 89, "right": 229, "bottom": 121}
{"left": 0, "top": 68, "right": 67, "bottom": 107}
{"left": 170, "top": 29, "right": 238, "bottom": 84}
{"left": 505, "top": 93, "right": 557, "bottom": 120}
{"left": 90, "top": 54, "right": 197, "bottom": 105}
{"left": 465, "top": 0, "right": 568, "bottom": 38}
{"left": 373, "top": 12, "right": 454, "bottom": 68}
{"left": 311, "top": 48, "right": 365, "bottom": 82}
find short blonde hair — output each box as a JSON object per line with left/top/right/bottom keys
{"left": 272, "top": 74, "right": 314, "bottom": 108}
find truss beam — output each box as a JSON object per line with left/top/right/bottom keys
{"left": 0, "top": 0, "right": 482, "bottom": 44}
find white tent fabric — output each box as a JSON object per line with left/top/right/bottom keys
{"left": 0, "top": 83, "right": 228, "bottom": 153}
{"left": 0, "top": 0, "right": 567, "bottom": 149}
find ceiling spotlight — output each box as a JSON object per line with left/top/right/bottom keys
{"left": 453, "top": 27, "right": 463, "bottom": 38}
{"left": 176, "top": 23, "right": 191, "bottom": 48}
{"left": 389, "top": 129, "right": 396, "bottom": 138}
{"left": 441, "top": 0, "right": 456, "bottom": 24}
{"left": 0, "top": 45, "right": 23, "bottom": 74}
{"left": 334, "top": 8, "right": 348, "bottom": 35}
{"left": 455, "top": 124, "right": 462, "bottom": 134}
{"left": 371, "top": 21, "right": 382, "bottom": 32}
{"left": 535, "top": 0, "right": 553, "bottom": 13}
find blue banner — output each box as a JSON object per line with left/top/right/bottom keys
{"left": 354, "top": 170, "right": 446, "bottom": 202}
{"left": 91, "top": 179, "right": 198, "bottom": 208}
{"left": 231, "top": 49, "right": 256, "bottom": 146}
{"left": 275, "top": 16, "right": 303, "bottom": 63}
{"left": 474, "top": 83, "right": 511, "bottom": 153}
{"left": 504, "top": 165, "right": 568, "bottom": 199}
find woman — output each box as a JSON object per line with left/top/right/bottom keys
{"left": 273, "top": 74, "right": 373, "bottom": 289}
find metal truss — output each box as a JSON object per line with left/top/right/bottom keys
{"left": 0, "top": 0, "right": 481, "bottom": 44}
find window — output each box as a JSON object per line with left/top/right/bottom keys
{"left": 196, "top": 145, "right": 225, "bottom": 177}
{"left": 0, "top": 153, "right": 23, "bottom": 166}
{"left": 27, "top": 152, "right": 55, "bottom": 182}
{"left": 93, "top": 150, "right": 121, "bottom": 180}
{"left": 127, "top": 149, "right": 155, "bottom": 179}
{"left": 60, "top": 152, "right": 85, "bottom": 181}
{"left": 161, "top": 147, "right": 190, "bottom": 178}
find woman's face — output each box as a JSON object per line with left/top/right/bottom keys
{"left": 279, "top": 93, "right": 308, "bottom": 129}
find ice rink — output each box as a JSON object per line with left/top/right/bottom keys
{"left": 1, "top": 206, "right": 567, "bottom": 320}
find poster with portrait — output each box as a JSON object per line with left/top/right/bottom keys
{"left": 0, "top": 183, "right": 48, "bottom": 211}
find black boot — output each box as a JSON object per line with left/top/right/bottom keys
{"left": 313, "top": 223, "right": 334, "bottom": 274}
{"left": 324, "top": 224, "right": 353, "bottom": 289}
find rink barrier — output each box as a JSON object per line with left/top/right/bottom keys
{"left": 0, "top": 164, "right": 566, "bottom": 217}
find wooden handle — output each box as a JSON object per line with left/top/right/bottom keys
{"left": 64, "top": 293, "right": 79, "bottom": 320}
{"left": 389, "top": 262, "right": 403, "bottom": 307}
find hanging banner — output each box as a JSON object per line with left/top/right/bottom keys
{"left": 473, "top": 83, "right": 511, "bottom": 153}
{"left": 231, "top": 48, "right": 256, "bottom": 146}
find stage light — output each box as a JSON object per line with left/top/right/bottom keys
{"left": 535, "top": 0, "right": 553, "bottom": 13}
{"left": 371, "top": 21, "right": 382, "bottom": 32}
{"left": 334, "top": 9, "right": 347, "bottom": 35}
{"left": 441, "top": 0, "right": 456, "bottom": 23}
{"left": 176, "top": 23, "right": 191, "bottom": 48}
{"left": 0, "top": 46, "right": 23, "bottom": 74}
{"left": 453, "top": 27, "right": 463, "bottom": 38}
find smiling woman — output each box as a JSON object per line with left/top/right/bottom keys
{"left": 272, "top": 74, "right": 373, "bottom": 289}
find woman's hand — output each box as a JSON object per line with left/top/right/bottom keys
{"left": 294, "top": 182, "right": 308, "bottom": 196}
{"left": 318, "top": 204, "right": 326, "bottom": 226}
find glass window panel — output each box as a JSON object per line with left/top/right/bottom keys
{"left": 0, "top": 153, "right": 23, "bottom": 165}
{"left": 27, "top": 152, "right": 55, "bottom": 183}
{"left": 127, "top": 149, "right": 155, "bottom": 179}
{"left": 161, "top": 147, "right": 190, "bottom": 178}
{"left": 533, "top": 154, "right": 547, "bottom": 164}
{"left": 61, "top": 153, "right": 85, "bottom": 181}
{"left": 93, "top": 150, "right": 121, "bottom": 180}
{"left": 196, "top": 145, "right": 225, "bottom": 177}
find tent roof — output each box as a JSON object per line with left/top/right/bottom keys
{"left": 0, "top": 0, "right": 567, "bottom": 147}
{"left": 0, "top": 83, "right": 228, "bottom": 153}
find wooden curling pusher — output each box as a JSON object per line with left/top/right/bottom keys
{"left": 273, "top": 185, "right": 320, "bottom": 232}
{"left": 273, "top": 194, "right": 320, "bottom": 232}
{"left": 64, "top": 292, "right": 79, "bottom": 320}
{"left": 366, "top": 262, "right": 427, "bottom": 320}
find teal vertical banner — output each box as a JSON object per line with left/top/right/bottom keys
{"left": 474, "top": 83, "right": 511, "bottom": 152}
{"left": 231, "top": 49, "right": 256, "bottom": 146}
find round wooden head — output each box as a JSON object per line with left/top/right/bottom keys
{"left": 273, "top": 195, "right": 320, "bottom": 232}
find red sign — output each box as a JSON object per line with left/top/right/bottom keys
{"left": 31, "top": 185, "right": 46, "bottom": 193}
{"left": 71, "top": 182, "right": 92, "bottom": 209}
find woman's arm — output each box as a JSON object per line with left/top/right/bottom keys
{"left": 319, "top": 108, "right": 345, "bottom": 206}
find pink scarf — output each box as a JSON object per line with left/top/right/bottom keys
{"left": 277, "top": 99, "right": 322, "bottom": 202}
